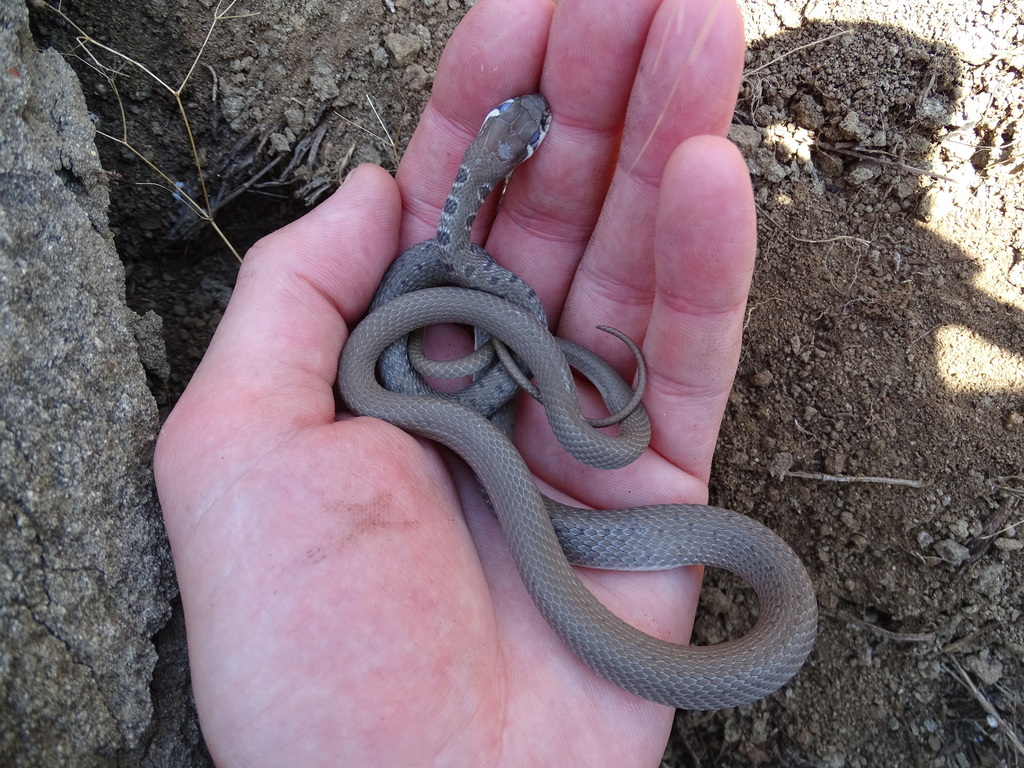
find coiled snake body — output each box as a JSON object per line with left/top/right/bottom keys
{"left": 338, "top": 95, "right": 817, "bottom": 710}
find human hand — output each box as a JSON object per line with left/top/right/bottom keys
{"left": 154, "top": 0, "right": 754, "bottom": 765}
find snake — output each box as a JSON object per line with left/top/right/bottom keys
{"left": 337, "top": 95, "right": 818, "bottom": 710}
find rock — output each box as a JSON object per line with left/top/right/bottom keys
{"left": 728, "top": 123, "right": 762, "bottom": 156}
{"left": 965, "top": 651, "right": 1004, "bottom": 686}
{"left": 769, "top": 451, "right": 794, "bottom": 479}
{"left": 385, "top": 32, "right": 422, "bottom": 67}
{"left": 793, "top": 94, "right": 824, "bottom": 131}
{"left": 934, "top": 539, "right": 970, "bottom": 566}
{"left": 0, "top": 0, "right": 182, "bottom": 765}
{"left": 838, "top": 111, "right": 870, "bottom": 141}
{"left": 847, "top": 162, "right": 881, "bottom": 186}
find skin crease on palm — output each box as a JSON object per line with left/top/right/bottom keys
{"left": 153, "top": 0, "right": 757, "bottom": 765}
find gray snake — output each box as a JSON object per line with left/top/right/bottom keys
{"left": 337, "top": 95, "right": 817, "bottom": 710}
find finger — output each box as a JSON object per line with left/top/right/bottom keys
{"left": 559, "top": 0, "right": 747, "bottom": 366}
{"left": 158, "top": 165, "right": 401, "bottom": 466}
{"left": 394, "top": 0, "right": 554, "bottom": 250}
{"left": 644, "top": 136, "right": 757, "bottom": 482}
{"left": 486, "top": 0, "right": 663, "bottom": 314}
{"left": 518, "top": 135, "right": 754, "bottom": 503}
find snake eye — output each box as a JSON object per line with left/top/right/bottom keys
{"left": 529, "top": 129, "right": 541, "bottom": 147}
{"left": 484, "top": 99, "right": 515, "bottom": 124}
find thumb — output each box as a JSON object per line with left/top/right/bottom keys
{"left": 156, "top": 164, "right": 401, "bottom": 501}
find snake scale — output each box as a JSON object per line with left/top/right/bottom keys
{"left": 338, "top": 95, "right": 817, "bottom": 710}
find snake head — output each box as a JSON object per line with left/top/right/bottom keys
{"left": 478, "top": 93, "right": 552, "bottom": 166}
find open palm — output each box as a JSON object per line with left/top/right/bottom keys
{"left": 154, "top": 0, "right": 754, "bottom": 765}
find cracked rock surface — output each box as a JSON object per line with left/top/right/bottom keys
{"left": 0, "top": 0, "right": 178, "bottom": 764}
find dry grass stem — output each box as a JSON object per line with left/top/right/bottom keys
{"left": 334, "top": 94, "right": 402, "bottom": 170}
{"left": 744, "top": 29, "right": 851, "bottom": 77}
{"left": 757, "top": 204, "right": 873, "bottom": 247}
{"left": 784, "top": 470, "right": 926, "bottom": 488}
{"left": 365, "top": 94, "right": 400, "bottom": 167}
{"left": 44, "top": 0, "right": 254, "bottom": 261}
{"left": 945, "top": 658, "right": 1024, "bottom": 758}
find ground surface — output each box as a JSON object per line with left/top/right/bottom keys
{"left": 32, "top": 0, "right": 1023, "bottom": 765}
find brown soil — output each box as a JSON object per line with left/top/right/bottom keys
{"left": 32, "top": 0, "right": 1023, "bottom": 765}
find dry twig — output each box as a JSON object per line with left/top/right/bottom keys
{"left": 812, "top": 141, "right": 960, "bottom": 183}
{"left": 830, "top": 610, "right": 936, "bottom": 644}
